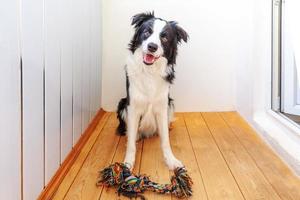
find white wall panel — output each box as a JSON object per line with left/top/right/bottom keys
{"left": 81, "top": 0, "right": 91, "bottom": 131}
{"left": 79, "top": 0, "right": 85, "bottom": 133}
{"left": 90, "top": 0, "right": 96, "bottom": 117}
{"left": 95, "top": 0, "right": 102, "bottom": 112}
{"left": 1, "top": 0, "right": 102, "bottom": 199}
{"left": 21, "top": 0, "right": 45, "bottom": 199}
{"left": 0, "top": 0, "right": 21, "bottom": 199}
{"left": 60, "top": 0, "right": 74, "bottom": 161}
{"left": 98, "top": 0, "right": 103, "bottom": 112}
{"left": 72, "top": 0, "right": 83, "bottom": 144}
{"left": 44, "top": 0, "right": 61, "bottom": 183}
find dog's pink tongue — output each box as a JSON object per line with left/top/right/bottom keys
{"left": 144, "top": 54, "right": 155, "bottom": 64}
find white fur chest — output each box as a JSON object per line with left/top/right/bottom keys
{"left": 126, "top": 49, "right": 170, "bottom": 112}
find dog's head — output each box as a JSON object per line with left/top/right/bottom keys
{"left": 129, "top": 12, "right": 188, "bottom": 66}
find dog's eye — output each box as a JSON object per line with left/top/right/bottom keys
{"left": 144, "top": 31, "right": 151, "bottom": 37}
{"left": 161, "top": 35, "right": 168, "bottom": 43}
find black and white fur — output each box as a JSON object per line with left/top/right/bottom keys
{"left": 117, "top": 12, "right": 188, "bottom": 170}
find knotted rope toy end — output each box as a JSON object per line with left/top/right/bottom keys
{"left": 97, "top": 162, "right": 193, "bottom": 199}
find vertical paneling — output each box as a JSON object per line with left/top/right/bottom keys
{"left": 1, "top": 0, "right": 103, "bottom": 199}
{"left": 98, "top": 0, "right": 102, "bottom": 110}
{"left": 95, "top": 0, "right": 102, "bottom": 112}
{"left": 21, "top": 0, "right": 45, "bottom": 199}
{"left": 87, "top": 0, "right": 91, "bottom": 127}
{"left": 89, "top": 0, "right": 96, "bottom": 118}
{"left": 44, "top": 0, "right": 61, "bottom": 183}
{"left": 81, "top": 0, "right": 90, "bottom": 131}
{"left": 72, "top": 0, "right": 83, "bottom": 144}
{"left": 79, "top": 0, "right": 86, "bottom": 133}
{"left": 60, "top": 0, "right": 74, "bottom": 161}
{"left": 0, "top": 0, "right": 21, "bottom": 199}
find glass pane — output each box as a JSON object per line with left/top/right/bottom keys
{"left": 272, "top": 0, "right": 300, "bottom": 125}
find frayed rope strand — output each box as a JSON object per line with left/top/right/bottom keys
{"left": 96, "top": 162, "right": 193, "bottom": 199}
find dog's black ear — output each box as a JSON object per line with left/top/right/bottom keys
{"left": 131, "top": 11, "right": 155, "bottom": 28}
{"left": 170, "top": 21, "right": 189, "bottom": 43}
{"left": 176, "top": 25, "right": 189, "bottom": 43}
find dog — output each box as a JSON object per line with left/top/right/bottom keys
{"left": 116, "top": 12, "right": 188, "bottom": 170}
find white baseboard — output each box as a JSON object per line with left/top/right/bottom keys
{"left": 252, "top": 110, "right": 300, "bottom": 176}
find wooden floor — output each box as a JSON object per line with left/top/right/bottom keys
{"left": 52, "top": 112, "right": 300, "bottom": 200}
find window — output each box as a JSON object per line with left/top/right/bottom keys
{"left": 272, "top": 0, "right": 300, "bottom": 124}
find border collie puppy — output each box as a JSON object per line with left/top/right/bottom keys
{"left": 117, "top": 12, "right": 188, "bottom": 170}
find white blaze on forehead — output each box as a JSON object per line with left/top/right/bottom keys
{"left": 142, "top": 19, "right": 167, "bottom": 57}
{"left": 152, "top": 19, "right": 167, "bottom": 39}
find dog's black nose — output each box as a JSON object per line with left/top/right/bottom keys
{"left": 147, "top": 43, "right": 158, "bottom": 53}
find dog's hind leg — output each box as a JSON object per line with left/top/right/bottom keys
{"left": 168, "top": 97, "right": 175, "bottom": 126}
{"left": 116, "top": 98, "right": 128, "bottom": 135}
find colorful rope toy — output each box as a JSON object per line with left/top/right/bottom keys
{"left": 96, "top": 162, "right": 193, "bottom": 199}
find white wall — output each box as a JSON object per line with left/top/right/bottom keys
{"left": 235, "top": 0, "right": 274, "bottom": 122}
{"left": 102, "top": 0, "right": 255, "bottom": 112}
{"left": 0, "top": 0, "right": 102, "bottom": 199}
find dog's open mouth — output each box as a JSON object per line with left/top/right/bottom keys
{"left": 143, "top": 53, "right": 160, "bottom": 65}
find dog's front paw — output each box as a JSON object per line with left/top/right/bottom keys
{"left": 124, "top": 160, "right": 134, "bottom": 170}
{"left": 124, "top": 155, "right": 135, "bottom": 170}
{"left": 165, "top": 156, "right": 184, "bottom": 170}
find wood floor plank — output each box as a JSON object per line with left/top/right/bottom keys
{"left": 184, "top": 113, "right": 244, "bottom": 200}
{"left": 221, "top": 112, "right": 300, "bottom": 200}
{"left": 63, "top": 126, "right": 120, "bottom": 200}
{"left": 104, "top": 112, "right": 118, "bottom": 129}
{"left": 52, "top": 112, "right": 111, "bottom": 200}
{"left": 202, "top": 112, "right": 281, "bottom": 200}
{"left": 99, "top": 137, "right": 143, "bottom": 200}
{"left": 171, "top": 113, "right": 186, "bottom": 127}
{"left": 184, "top": 112, "right": 207, "bottom": 128}
{"left": 169, "top": 123, "right": 208, "bottom": 199}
